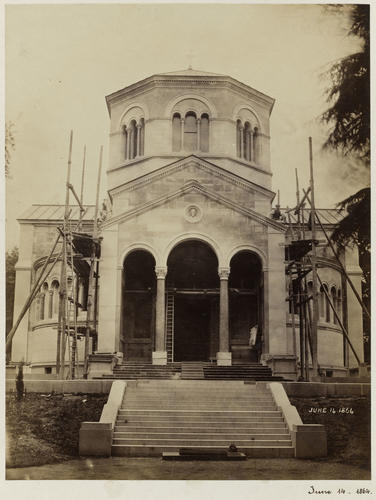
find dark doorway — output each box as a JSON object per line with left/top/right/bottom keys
{"left": 122, "top": 250, "right": 156, "bottom": 361}
{"left": 167, "top": 241, "right": 219, "bottom": 362}
{"left": 229, "top": 251, "right": 262, "bottom": 363}
{"left": 174, "top": 295, "right": 211, "bottom": 361}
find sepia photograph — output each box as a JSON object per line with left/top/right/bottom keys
{"left": 4, "top": 0, "right": 371, "bottom": 493}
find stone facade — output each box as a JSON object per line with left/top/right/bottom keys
{"left": 10, "top": 70, "right": 364, "bottom": 378}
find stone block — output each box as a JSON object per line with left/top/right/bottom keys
{"left": 152, "top": 351, "right": 167, "bottom": 365}
{"left": 216, "top": 351, "right": 232, "bottom": 366}
{"left": 79, "top": 422, "right": 112, "bottom": 457}
{"left": 334, "top": 384, "right": 362, "bottom": 396}
{"left": 293, "top": 424, "right": 327, "bottom": 458}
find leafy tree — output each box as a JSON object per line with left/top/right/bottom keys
{"left": 6, "top": 247, "right": 18, "bottom": 362}
{"left": 322, "top": 4, "right": 370, "bottom": 162}
{"left": 322, "top": 5, "right": 370, "bottom": 362}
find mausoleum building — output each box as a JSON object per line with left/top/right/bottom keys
{"left": 11, "top": 69, "right": 364, "bottom": 379}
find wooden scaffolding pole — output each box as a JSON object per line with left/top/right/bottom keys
{"left": 59, "top": 130, "right": 73, "bottom": 380}
{"left": 308, "top": 137, "right": 319, "bottom": 375}
{"left": 83, "top": 145, "right": 103, "bottom": 378}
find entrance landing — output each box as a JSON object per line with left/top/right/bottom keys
{"left": 99, "top": 362, "right": 284, "bottom": 381}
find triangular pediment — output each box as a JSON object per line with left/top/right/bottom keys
{"left": 102, "top": 180, "right": 285, "bottom": 232}
{"left": 109, "top": 155, "right": 275, "bottom": 201}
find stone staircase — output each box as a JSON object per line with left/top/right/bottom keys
{"left": 108, "top": 362, "right": 181, "bottom": 379}
{"left": 97, "top": 361, "right": 285, "bottom": 381}
{"left": 111, "top": 380, "right": 294, "bottom": 457}
{"left": 203, "top": 364, "right": 284, "bottom": 381}
{"left": 181, "top": 362, "right": 205, "bottom": 379}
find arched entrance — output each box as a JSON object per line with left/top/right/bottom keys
{"left": 121, "top": 250, "right": 156, "bottom": 361}
{"left": 166, "top": 241, "right": 219, "bottom": 362}
{"left": 229, "top": 251, "right": 263, "bottom": 363}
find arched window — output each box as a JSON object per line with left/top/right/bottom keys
{"left": 128, "top": 120, "right": 137, "bottom": 160}
{"left": 243, "top": 122, "right": 251, "bottom": 161}
{"left": 253, "top": 127, "right": 259, "bottom": 162}
{"left": 123, "top": 125, "right": 128, "bottom": 160}
{"left": 139, "top": 118, "right": 145, "bottom": 156}
{"left": 337, "top": 289, "right": 342, "bottom": 323}
{"left": 322, "top": 284, "right": 330, "bottom": 322}
{"left": 51, "top": 280, "right": 60, "bottom": 318}
{"left": 236, "top": 120, "right": 242, "bottom": 158}
{"left": 319, "top": 285, "right": 325, "bottom": 319}
{"left": 123, "top": 118, "right": 145, "bottom": 160}
{"left": 184, "top": 112, "right": 197, "bottom": 151}
{"left": 200, "top": 113, "right": 209, "bottom": 152}
{"left": 172, "top": 113, "right": 181, "bottom": 151}
{"left": 331, "top": 287, "right": 337, "bottom": 324}
{"left": 39, "top": 282, "right": 49, "bottom": 320}
{"left": 236, "top": 120, "right": 258, "bottom": 163}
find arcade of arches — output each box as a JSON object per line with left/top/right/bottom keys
{"left": 121, "top": 242, "right": 263, "bottom": 363}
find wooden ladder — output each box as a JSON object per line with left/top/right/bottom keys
{"left": 165, "top": 290, "right": 174, "bottom": 362}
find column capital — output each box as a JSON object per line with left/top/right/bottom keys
{"left": 218, "top": 267, "right": 230, "bottom": 280}
{"left": 155, "top": 267, "right": 167, "bottom": 279}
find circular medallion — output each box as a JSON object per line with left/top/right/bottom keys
{"left": 184, "top": 204, "right": 202, "bottom": 223}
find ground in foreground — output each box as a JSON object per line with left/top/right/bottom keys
{"left": 6, "top": 456, "right": 370, "bottom": 480}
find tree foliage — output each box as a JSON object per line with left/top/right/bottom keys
{"left": 322, "top": 5, "right": 370, "bottom": 163}
{"left": 322, "top": 5, "right": 370, "bottom": 361}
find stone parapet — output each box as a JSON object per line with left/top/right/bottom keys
{"left": 87, "top": 351, "right": 123, "bottom": 379}
{"left": 268, "top": 382, "right": 327, "bottom": 458}
{"left": 79, "top": 380, "right": 126, "bottom": 457}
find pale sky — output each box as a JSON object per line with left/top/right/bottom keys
{"left": 5, "top": 2, "right": 370, "bottom": 250}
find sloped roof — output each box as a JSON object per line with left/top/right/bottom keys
{"left": 156, "top": 68, "right": 225, "bottom": 77}
{"left": 282, "top": 208, "right": 345, "bottom": 226}
{"left": 18, "top": 205, "right": 96, "bottom": 222}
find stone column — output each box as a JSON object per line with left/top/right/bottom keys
{"left": 217, "top": 267, "right": 231, "bottom": 366}
{"left": 180, "top": 118, "right": 185, "bottom": 151}
{"left": 250, "top": 131, "right": 254, "bottom": 162}
{"left": 153, "top": 267, "right": 167, "bottom": 365}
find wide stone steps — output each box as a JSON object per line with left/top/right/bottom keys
{"left": 120, "top": 404, "right": 277, "bottom": 410}
{"left": 116, "top": 416, "right": 284, "bottom": 424}
{"left": 101, "top": 362, "right": 286, "bottom": 381}
{"left": 114, "top": 431, "right": 289, "bottom": 440}
{"left": 111, "top": 380, "right": 293, "bottom": 457}
{"left": 112, "top": 437, "right": 291, "bottom": 447}
{"left": 114, "top": 425, "right": 287, "bottom": 432}
{"left": 118, "top": 409, "right": 280, "bottom": 417}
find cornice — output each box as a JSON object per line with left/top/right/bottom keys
{"left": 106, "top": 75, "right": 275, "bottom": 116}
{"left": 107, "top": 153, "right": 272, "bottom": 178}
{"left": 109, "top": 155, "right": 275, "bottom": 200}
{"left": 103, "top": 181, "right": 285, "bottom": 232}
